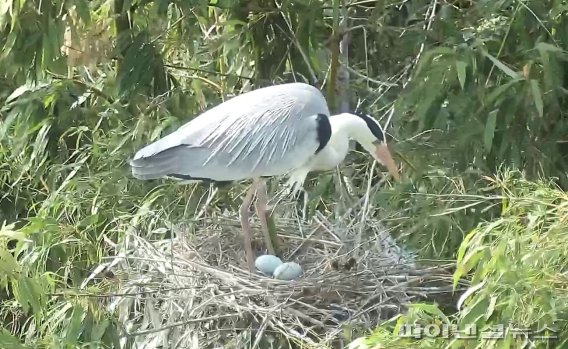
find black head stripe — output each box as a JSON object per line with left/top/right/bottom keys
{"left": 315, "top": 113, "right": 332, "bottom": 153}
{"left": 354, "top": 113, "right": 385, "bottom": 141}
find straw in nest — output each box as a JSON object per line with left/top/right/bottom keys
{"left": 92, "top": 210, "right": 457, "bottom": 349}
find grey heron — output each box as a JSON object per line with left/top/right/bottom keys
{"left": 130, "top": 82, "right": 400, "bottom": 271}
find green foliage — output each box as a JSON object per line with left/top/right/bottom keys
{"left": 452, "top": 170, "right": 568, "bottom": 348}
{"left": 362, "top": 0, "right": 568, "bottom": 260}
{"left": 374, "top": 168, "right": 496, "bottom": 259}
{"left": 1, "top": 0, "right": 568, "bottom": 348}
{"left": 394, "top": 1, "right": 568, "bottom": 185}
{"left": 355, "top": 171, "right": 568, "bottom": 349}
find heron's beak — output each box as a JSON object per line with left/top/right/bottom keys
{"left": 372, "top": 142, "right": 400, "bottom": 181}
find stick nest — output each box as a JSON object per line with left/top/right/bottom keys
{"left": 99, "top": 212, "right": 455, "bottom": 349}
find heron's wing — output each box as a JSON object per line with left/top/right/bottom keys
{"left": 130, "top": 83, "right": 330, "bottom": 181}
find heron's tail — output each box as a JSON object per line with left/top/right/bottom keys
{"left": 129, "top": 153, "right": 178, "bottom": 180}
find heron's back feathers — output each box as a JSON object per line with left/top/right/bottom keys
{"left": 130, "top": 82, "right": 330, "bottom": 182}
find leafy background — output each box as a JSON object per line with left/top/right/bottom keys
{"left": 1, "top": 0, "right": 568, "bottom": 348}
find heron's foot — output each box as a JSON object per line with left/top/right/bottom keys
{"left": 283, "top": 173, "right": 307, "bottom": 198}
{"left": 283, "top": 183, "right": 303, "bottom": 198}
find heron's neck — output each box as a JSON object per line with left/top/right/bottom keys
{"left": 311, "top": 114, "right": 361, "bottom": 168}
{"left": 329, "top": 112, "right": 366, "bottom": 145}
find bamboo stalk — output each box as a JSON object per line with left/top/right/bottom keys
{"left": 326, "top": 0, "right": 341, "bottom": 113}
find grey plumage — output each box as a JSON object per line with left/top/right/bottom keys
{"left": 130, "top": 83, "right": 330, "bottom": 182}
{"left": 130, "top": 82, "right": 402, "bottom": 272}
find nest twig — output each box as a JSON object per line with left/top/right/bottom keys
{"left": 96, "top": 209, "right": 461, "bottom": 349}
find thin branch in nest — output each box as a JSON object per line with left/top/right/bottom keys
{"left": 127, "top": 313, "right": 241, "bottom": 337}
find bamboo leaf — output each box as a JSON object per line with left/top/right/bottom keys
{"left": 1, "top": 29, "right": 18, "bottom": 58}
{"left": 0, "top": 329, "right": 30, "bottom": 349}
{"left": 457, "top": 280, "right": 486, "bottom": 310}
{"left": 29, "top": 121, "right": 51, "bottom": 165}
{"left": 535, "top": 42, "right": 563, "bottom": 54}
{"left": 483, "top": 110, "right": 498, "bottom": 154}
{"left": 460, "top": 295, "right": 490, "bottom": 326}
{"left": 408, "top": 303, "right": 450, "bottom": 324}
{"left": 529, "top": 79, "right": 544, "bottom": 117}
{"left": 5, "top": 84, "right": 30, "bottom": 103}
{"left": 485, "top": 80, "right": 519, "bottom": 105}
{"left": 456, "top": 60, "right": 467, "bottom": 89}
{"left": 0, "top": 248, "right": 21, "bottom": 275}
{"left": 13, "top": 276, "right": 43, "bottom": 315}
{"left": 485, "top": 295, "right": 497, "bottom": 321}
{"left": 90, "top": 318, "right": 109, "bottom": 343}
{"left": 74, "top": 0, "right": 91, "bottom": 23}
{"left": 414, "top": 47, "right": 456, "bottom": 78}
{"left": 66, "top": 305, "right": 86, "bottom": 343}
{"left": 482, "top": 50, "right": 520, "bottom": 79}
{"left": 454, "top": 245, "right": 485, "bottom": 288}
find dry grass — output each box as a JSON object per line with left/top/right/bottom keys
{"left": 94, "top": 198, "right": 458, "bottom": 349}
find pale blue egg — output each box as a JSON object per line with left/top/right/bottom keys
{"left": 273, "top": 262, "right": 303, "bottom": 280}
{"left": 255, "top": 255, "right": 283, "bottom": 275}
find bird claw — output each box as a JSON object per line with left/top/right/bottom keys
{"left": 284, "top": 183, "right": 302, "bottom": 198}
{"left": 283, "top": 171, "right": 308, "bottom": 198}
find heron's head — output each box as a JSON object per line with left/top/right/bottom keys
{"left": 348, "top": 113, "right": 401, "bottom": 181}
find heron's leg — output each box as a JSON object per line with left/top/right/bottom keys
{"left": 253, "top": 178, "right": 277, "bottom": 256}
{"left": 239, "top": 184, "right": 257, "bottom": 271}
